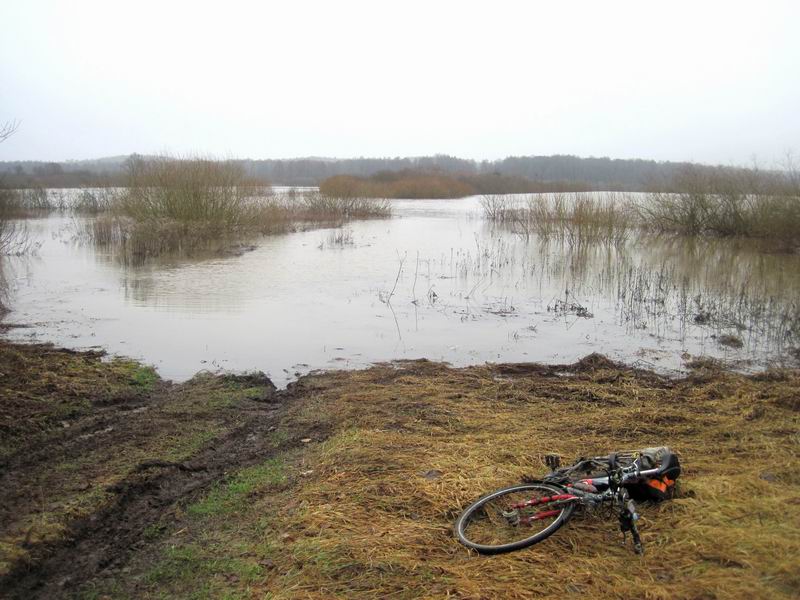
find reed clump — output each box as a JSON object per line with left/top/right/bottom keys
{"left": 529, "top": 193, "right": 633, "bottom": 244}
{"left": 71, "top": 188, "right": 118, "bottom": 213}
{"left": 1, "top": 188, "right": 71, "bottom": 213}
{"left": 0, "top": 186, "right": 120, "bottom": 219}
{"left": 0, "top": 222, "right": 36, "bottom": 256}
{"left": 482, "top": 193, "right": 633, "bottom": 245}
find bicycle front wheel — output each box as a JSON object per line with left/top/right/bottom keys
{"left": 455, "top": 483, "right": 576, "bottom": 554}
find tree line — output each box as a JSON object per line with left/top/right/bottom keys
{"left": 0, "top": 153, "right": 766, "bottom": 191}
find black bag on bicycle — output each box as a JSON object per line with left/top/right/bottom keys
{"left": 626, "top": 446, "right": 681, "bottom": 502}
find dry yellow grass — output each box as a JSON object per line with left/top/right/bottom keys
{"left": 120, "top": 356, "right": 799, "bottom": 600}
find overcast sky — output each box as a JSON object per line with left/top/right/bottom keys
{"left": 1, "top": 0, "right": 798, "bottom": 165}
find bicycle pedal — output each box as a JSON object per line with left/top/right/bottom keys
{"left": 544, "top": 454, "right": 561, "bottom": 470}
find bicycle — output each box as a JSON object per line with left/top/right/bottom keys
{"left": 454, "top": 447, "right": 681, "bottom": 555}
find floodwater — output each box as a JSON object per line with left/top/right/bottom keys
{"left": 2, "top": 193, "right": 799, "bottom": 386}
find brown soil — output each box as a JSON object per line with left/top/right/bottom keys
{"left": 0, "top": 341, "right": 310, "bottom": 598}
{"left": 1, "top": 342, "right": 798, "bottom": 599}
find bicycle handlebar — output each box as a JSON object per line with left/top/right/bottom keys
{"left": 581, "top": 466, "right": 660, "bottom": 488}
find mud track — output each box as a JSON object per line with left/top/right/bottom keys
{"left": 0, "top": 382, "right": 315, "bottom": 599}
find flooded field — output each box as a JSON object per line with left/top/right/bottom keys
{"left": 1, "top": 192, "right": 799, "bottom": 386}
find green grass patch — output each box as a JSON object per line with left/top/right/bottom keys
{"left": 145, "top": 544, "right": 264, "bottom": 597}
{"left": 130, "top": 364, "right": 159, "bottom": 390}
{"left": 160, "top": 428, "right": 221, "bottom": 463}
{"left": 188, "top": 459, "right": 286, "bottom": 518}
{"left": 0, "top": 344, "right": 163, "bottom": 459}
{"left": 266, "top": 428, "right": 289, "bottom": 448}
{"left": 164, "top": 373, "right": 273, "bottom": 415}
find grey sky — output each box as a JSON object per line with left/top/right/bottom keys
{"left": 1, "top": 0, "right": 798, "bottom": 165}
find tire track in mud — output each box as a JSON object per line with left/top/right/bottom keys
{"left": 0, "top": 386, "right": 316, "bottom": 599}
{"left": 0, "top": 398, "right": 154, "bottom": 534}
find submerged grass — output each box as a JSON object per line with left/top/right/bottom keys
{"left": 482, "top": 192, "right": 632, "bottom": 245}
{"left": 0, "top": 187, "right": 80, "bottom": 214}
{"left": 108, "top": 357, "right": 800, "bottom": 599}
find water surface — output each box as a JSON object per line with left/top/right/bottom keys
{"left": 2, "top": 194, "right": 798, "bottom": 386}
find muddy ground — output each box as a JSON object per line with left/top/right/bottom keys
{"left": 0, "top": 341, "right": 798, "bottom": 599}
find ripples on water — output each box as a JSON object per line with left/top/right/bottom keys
{"left": 2, "top": 193, "right": 798, "bottom": 386}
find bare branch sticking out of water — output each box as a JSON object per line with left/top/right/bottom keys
{"left": 411, "top": 251, "right": 420, "bottom": 305}
{"left": 379, "top": 251, "right": 406, "bottom": 304}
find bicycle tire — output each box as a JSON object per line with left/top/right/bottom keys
{"left": 454, "top": 482, "right": 576, "bottom": 554}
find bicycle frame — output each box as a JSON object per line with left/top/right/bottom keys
{"left": 514, "top": 464, "right": 661, "bottom": 552}
{"left": 576, "top": 466, "right": 661, "bottom": 489}
{"left": 511, "top": 466, "right": 659, "bottom": 510}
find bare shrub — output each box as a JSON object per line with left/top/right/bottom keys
{"left": 82, "top": 157, "right": 389, "bottom": 263}
{"left": 117, "top": 157, "right": 270, "bottom": 228}
{"left": 637, "top": 165, "right": 800, "bottom": 250}
{"left": 0, "top": 190, "right": 38, "bottom": 255}
{"left": 0, "top": 220, "right": 35, "bottom": 255}
{"left": 0, "top": 118, "right": 39, "bottom": 254}
{"left": 479, "top": 194, "right": 514, "bottom": 221}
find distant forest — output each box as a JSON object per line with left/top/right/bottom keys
{"left": 0, "top": 153, "right": 739, "bottom": 190}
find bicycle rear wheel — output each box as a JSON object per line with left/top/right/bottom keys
{"left": 455, "top": 482, "right": 576, "bottom": 554}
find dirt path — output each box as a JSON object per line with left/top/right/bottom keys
{"left": 0, "top": 341, "right": 316, "bottom": 598}
{"left": 2, "top": 400, "right": 293, "bottom": 599}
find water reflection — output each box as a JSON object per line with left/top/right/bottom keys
{"left": 1, "top": 196, "right": 798, "bottom": 385}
